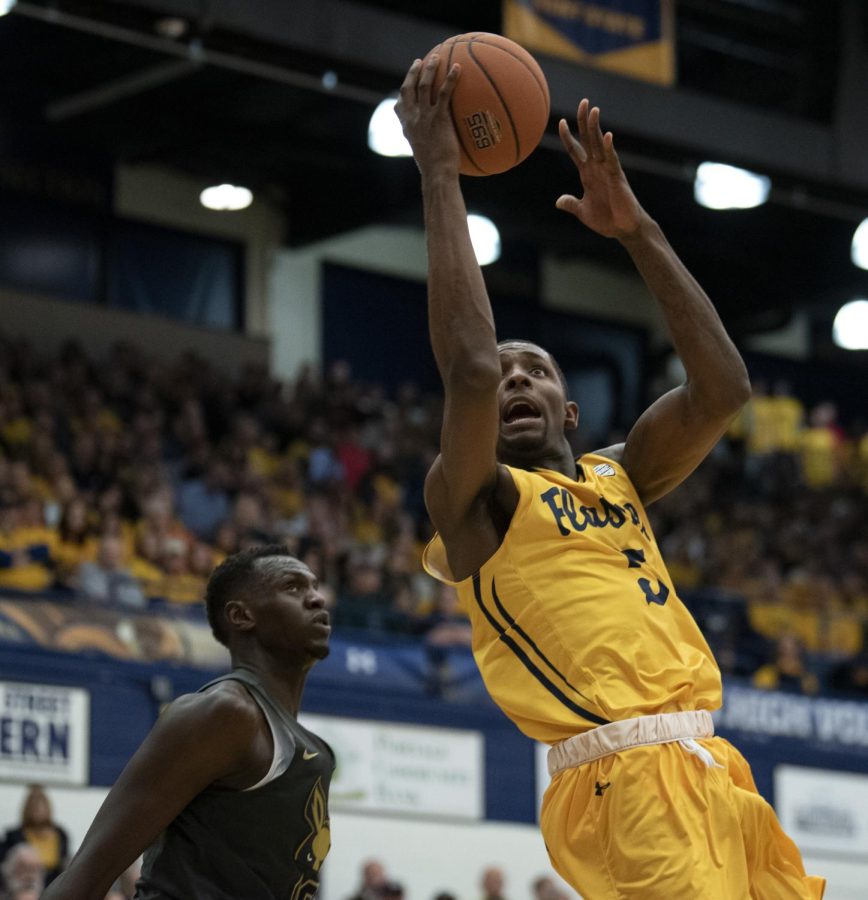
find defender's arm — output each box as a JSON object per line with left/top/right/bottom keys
{"left": 41, "top": 690, "right": 262, "bottom": 900}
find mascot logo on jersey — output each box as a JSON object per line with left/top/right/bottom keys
{"left": 291, "top": 776, "right": 331, "bottom": 900}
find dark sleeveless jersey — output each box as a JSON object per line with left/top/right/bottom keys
{"left": 134, "top": 668, "right": 334, "bottom": 900}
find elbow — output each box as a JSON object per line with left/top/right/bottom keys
{"left": 690, "top": 371, "right": 751, "bottom": 419}
{"left": 726, "top": 372, "right": 752, "bottom": 413}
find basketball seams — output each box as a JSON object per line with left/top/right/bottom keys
{"left": 429, "top": 32, "right": 548, "bottom": 176}
{"left": 466, "top": 40, "right": 521, "bottom": 168}
{"left": 445, "top": 37, "right": 486, "bottom": 176}
{"left": 471, "top": 35, "right": 550, "bottom": 111}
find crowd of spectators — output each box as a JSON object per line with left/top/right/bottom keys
{"left": 0, "top": 785, "right": 137, "bottom": 900}
{"left": 0, "top": 795, "right": 562, "bottom": 900}
{"left": 1, "top": 334, "right": 867, "bottom": 697}
{"left": 649, "top": 379, "right": 868, "bottom": 695}
{"left": 0, "top": 334, "right": 465, "bottom": 645}
{"left": 344, "top": 858, "right": 569, "bottom": 900}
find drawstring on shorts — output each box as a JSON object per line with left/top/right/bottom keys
{"left": 678, "top": 737, "right": 722, "bottom": 769}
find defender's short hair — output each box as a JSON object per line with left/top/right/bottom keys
{"left": 205, "top": 544, "right": 296, "bottom": 646}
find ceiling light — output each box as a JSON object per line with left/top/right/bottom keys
{"left": 154, "top": 16, "right": 187, "bottom": 39}
{"left": 467, "top": 213, "right": 500, "bottom": 266}
{"left": 832, "top": 299, "right": 868, "bottom": 350}
{"left": 694, "top": 162, "right": 770, "bottom": 210}
{"left": 322, "top": 70, "right": 338, "bottom": 90}
{"left": 0, "top": 0, "right": 17, "bottom": 16}
{"left": 368, "top": 98, "right": 411, "bottom": 158}
{"left": 199, "top": 184, "right": 253, "bottom": 211}
{"left": 851, "top": 218, "right": 868, "bottom": 270}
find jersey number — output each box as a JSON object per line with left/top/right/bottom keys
{"left": 623, "top": 548, "right": 670, "bottom": 606}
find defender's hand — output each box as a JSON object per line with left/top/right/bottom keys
{"left": 555, "top": 99, "right": 648, "bottom": 240}
{"left": 395, "top": 56, "right": 462, "bottom": 178}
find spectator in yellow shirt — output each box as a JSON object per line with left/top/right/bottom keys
{"left": 744, "top": 381, "right": 778, "bottom": 457}
{"left": 155, "top": 538, "right": 206, "bottom": 606}
{"left": 768, "top": 381, "right": 804, "bottom": 453}
{"left": 0, "top": 498, "right": 56, "bottom": 592}
{"left": 753, "top": 633, "right": 820, "bottom": 695}
{"left": 801, "top": 403, "right": 843, "bottom": 489}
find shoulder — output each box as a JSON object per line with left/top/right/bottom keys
{"left": 586, "top": 443, "right": 625, "bottom": 464}
{"left": 161, "top": 682, "right": 263, "bottom": 741}
{"left": 425, "top": 459, "right": 516, "bottom": 535}
{"left": 579, "top": 446, "right": 646, "bottom": 502}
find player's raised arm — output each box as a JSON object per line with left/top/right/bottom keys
{"left": 395, "top": 58, "right": 501, "bottom": 533}
{"left": 41, "top": 689, "right": 262, "bottom": 900}
{"left": 557, "top": 100, "right": 751, "bottom": 504}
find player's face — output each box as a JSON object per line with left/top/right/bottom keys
{"left": 253, "top": 558, "right": 331, "bottom": 664}
{"left": 496, "top": 343, "right": 577, "bottom": 460}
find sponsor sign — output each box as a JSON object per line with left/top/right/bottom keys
{"left": 775, "top": 765, "right": 868, "bottom": 859}
{"left": 301, "top": 714, "right": 484, "bottom": 820}
{"left": 0, "top": 681, "right": 90, "bottom": 785}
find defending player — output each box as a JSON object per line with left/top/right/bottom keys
{"left": 42, "top": 546, "right": 334, "bottom": 900}
{"left": 397, "top": 56, "right": 825, "bottom": 899}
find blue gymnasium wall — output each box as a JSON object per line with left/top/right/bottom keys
{"left": 0, "top": 641, "right": 537, "bottom": 824}
{"left": 0, "top": 191, "right": 243, "bottom": 329}
{"left": 3, "top": 639, "right": 868, "bottom": 824}
{"left": 321, "top": 263, "right": 647, "bottom": 439}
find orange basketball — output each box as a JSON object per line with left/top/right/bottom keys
{"left": 422, "top": 32, "right": 550, "bottom": 176}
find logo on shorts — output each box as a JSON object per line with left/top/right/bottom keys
{"left": 594, "top": 781, "right": 611, "bottom": 796}
{"left": 464, "top": 111, "right": 502, "bottom": 150}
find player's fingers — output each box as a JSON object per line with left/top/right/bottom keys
{"left": 438, "top": 63, "right": 461, "bottom": 103}
{"left": 558, "top": 119, "right": 587, "bottom": 165}
{"left": 399, "top": 59, "right": 422, "bottom": 101}
{"left": 555, "top": 194, "right": 583, "bottom": 217}
{"left": 576, "top": 99, "right": 590, "bottom": 148}
{"left": 589, "top": 106, "right": 605, "bottom": 160}
{"left": 603, "top": 132, "right": 622, "bottom": 174}
{"left": 418, "top": 54, "right": 439, "bottom": 103}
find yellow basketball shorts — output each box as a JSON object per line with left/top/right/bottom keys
{"left": 540, "top": 736, "right": 825, "bottom": 899}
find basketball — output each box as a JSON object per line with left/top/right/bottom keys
{"left": 422, "top": 32, "right": 550, "bottom": 176}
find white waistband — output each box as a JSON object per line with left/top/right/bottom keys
{"left": 547, "top": 710, "right": 715, "bottom": 777}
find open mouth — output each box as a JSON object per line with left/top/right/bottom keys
{"left": 311, "top": 612, "right": 331, "bottom": 628}
{"left": 502, "top": 400, "right": 541, "bottom": 425}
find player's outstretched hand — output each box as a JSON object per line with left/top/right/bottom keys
{"left": 556, "top": 99, "right": 648, "bottom": 240}
{"left": 395, "top": 56, "right": 461, "bottom": 178}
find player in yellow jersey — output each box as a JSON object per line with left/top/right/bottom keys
{"left": 396, "top": 56, "right": 825, "bottom": 899}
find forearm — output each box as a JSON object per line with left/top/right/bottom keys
{"left": 621, "top": 216, "right": 750, "bottom": 412}
{"left": 422, "top": 172, "right": 499, "bottom": 386}
{"left": 41, "top": 862, "right": 119, "bottom": 900}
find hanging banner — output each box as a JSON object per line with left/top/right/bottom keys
{"left": 503, "top": 0, "right": 675, "bottom": 86}
{"left": 0, "top": 681, "right": 90, "bottom": 785}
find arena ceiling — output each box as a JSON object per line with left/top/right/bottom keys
{"left": 1, "top": 0, "right": 868, "bottom": 341}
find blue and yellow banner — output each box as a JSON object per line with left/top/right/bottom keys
{"left": 504, "top": 0, "right": 675, "bottom": 86}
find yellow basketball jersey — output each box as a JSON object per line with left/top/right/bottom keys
{"left": 423, "top": 454, "right": 722, "bottom": 744}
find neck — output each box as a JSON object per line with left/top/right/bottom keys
{"left": 499, "top": 440, "right": 576, "bottom": 478}
{"left": 230, "top": 646, "right": 311, "bottom": 717}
